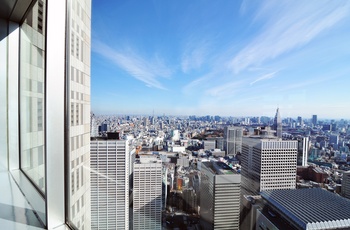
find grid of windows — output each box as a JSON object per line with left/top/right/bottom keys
{"left": 241, "top": 137, "right": 298, "bottom": 196}
{"left": 133, "top": 162, "right": 162, "bottom": 230}
{"left": 90, "top": 140, "right": 129, "bottom": 230}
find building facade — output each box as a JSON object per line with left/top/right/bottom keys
{"left": 241, "top": 136, "right": 298, "bottom": 196}
{"left": 90, "top": 139, "right": 129, "bottom": 229}
{"left": 68, "top": 0, "right": 92, "bottom": 228}
{"left": 224, "top": 126, "right": 243, "bottom": 156}
{"left": 133, "top": 160, "right": 163, "bottom": 230}
{"left": 200, "top": 162, "right": 241, "bottom": 230}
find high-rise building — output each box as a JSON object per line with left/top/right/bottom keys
{"left": 273, "top": 108, "right": 282, "bottom": 139}
{"left": 90, "top": 138, "right": 129, "bottom": 229}
{"left": 0, "top": 0, "right": 91, "bottom": 228}
{"left": 297, "top": 137, "right": 309, "bottom": 166}
{"left": 224, "top": 126, "right": 243, "bottom": 156}
{"left": 329, "top": 134, "right": 339, "bottom": 145}
{"left": 312, "top": 115, "right": 318, "bottom": 126}
{"left": 133, "top": 158, "right": 162, "bottom": 230}
{"left": 297, "top": 116, "right": 303, "bottom": 126}
{"left": 200, "top": 161, "right": 241, "bottom": 230}
{"left": 241, "top": 136, "right": 298, "bottom": 196}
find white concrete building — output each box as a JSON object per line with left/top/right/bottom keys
{"left": 90, "top": 139, "right": 129, "bottom": 229}
{"left": 241, "top": 136, "right": 298, "bottom": 196}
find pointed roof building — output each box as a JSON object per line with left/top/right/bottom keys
{"left": 273, "top": 108, "right": 282, "bottom": 139}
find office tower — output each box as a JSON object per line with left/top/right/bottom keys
{"left": 312, "top": 115, "right": 318, "bottom": 126}
{"left": 297, "top": 137, "right": 309, "bottom": 166}
{"left": 90, "top": 112, "right": 99, "bottom": 137}
{"left": 200, "top": 162, "right": 241, "bottom": 230}
{"left": 329, "top": 134, "right": 339, "bottom": 145}
{"left": 241, "top": 136, "right": 298, "bottom": 196}
{"left": 224, "top": 126, "right": 243, "bottom": 156}
{"left": 273, "top": 108, "right": 282, "bottom": 139}
{"left": 256, "top": 189, "right": 350, "bottom": 229}
{"left": 90, "top": 138, "right": 129, "bottom": 229}
{"left": 297, "top": 116, "right": 303, "bottom": 126}
{"left": 0, "top": 0, "right": 91, "bottom": 228}
{"left": 342, "top": 171, "right": 350, "bottom": 199}
{"left": 133, "top": 159, "right": 162, "bottom": 230}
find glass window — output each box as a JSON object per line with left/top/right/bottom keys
{"left": 19, "top": 0, "right": 46, "bottom": 194}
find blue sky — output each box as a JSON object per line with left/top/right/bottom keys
{"left": 91, "top": 0, "right": 350, "bottom": 119}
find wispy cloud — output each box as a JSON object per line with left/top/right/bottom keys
{"left": 205, "top": 79, "right": 246, "bottom": 98}
{"left": 250, "top": 71, "right": 278, "bottom": 85}
{"left": 93, "top": 41, "right": 172, "bottom": 90}
{"left": 230, "top": 1, "right": 350, "bottom": 74}
{"left": 181, "top": 39, "right": 210, "bottom": 73}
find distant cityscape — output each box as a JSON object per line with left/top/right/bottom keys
{"left": 90, "top": 108, "right": 350, "bottom": 229}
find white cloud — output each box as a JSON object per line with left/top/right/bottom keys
{"left": 92, "top": 41, "right": 172, "bottom": 90}
{"left": 230, "top": 0, "right": 350, "bottom": 74}
{"left": 181, "top": 39, "right": 210, "bottom": 73}
{"left": 250, "top": 71, "right": 278, "bottom": 85}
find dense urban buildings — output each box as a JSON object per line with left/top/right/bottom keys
{"left": 2, "top": 1, "right": 350, "bottom": 230}
{"left": 90, "top": 137, "right": 129, "bottom": 229}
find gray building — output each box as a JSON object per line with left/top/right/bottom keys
{"left": 241, "top": 136, "right": 298, "bottom": 196}
{"left": 133, "top": 159, "right": 162, "bottom": 230}
{"left": 200, "top": 161, "right": 241, "bottom": 230}
{"left": 224, "top": 126, "right": 243, "bottom": 156}
{"left": 203, "top": 140, "right": 216, "bottom": 150}
{"left": 312, "top": 115, "right": 318, "bottom": 126}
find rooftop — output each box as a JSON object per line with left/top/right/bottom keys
{"left": 261, "top": 188, "right": 350, "bottom": 230}
{"left": 202, "top": 161, "right": 238, "bottom": 175}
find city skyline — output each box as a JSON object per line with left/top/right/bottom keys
{"left": 91, "top": 0, "right": 350, "bottom": 118}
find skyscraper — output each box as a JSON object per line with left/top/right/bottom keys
{"left": 273, "top": 108, "right": 282, "bottom": 139}
{"left": 224, "top": 126, "right": 243, "bottom": 156}
{"left": 312, "top": 115, "right": 318, "bottom": 126}
{"left": 200, "top": 161, "right": 241, "bottom": 230}
{"left": 297, "top": 116, "right": 303, "bottom": 126}
{"left": 133, "top": 158, "right": 163, "bottom": 230}
{"left": 0, "top": 0, "right": 91, "bottom": 228}
{"left": 90, "top": 138, "right": 129, "bottom": 229}
{"left": 241, "top": 136, "right": 298, "bottom": 196}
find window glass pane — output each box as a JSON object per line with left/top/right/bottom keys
{"left": 20, "top": 0, "right": 46, "bottom": 194}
